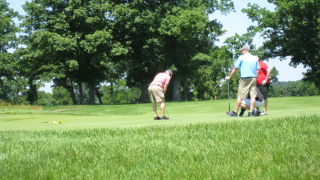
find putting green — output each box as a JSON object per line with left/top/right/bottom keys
{"left": 0, "top": 96, "right": 319, "bottom": 130}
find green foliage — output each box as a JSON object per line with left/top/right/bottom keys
{"left": 243, "top": 0, "right": 320, "bottom": 93}
{"left": 0, "top": 76, "right": 28, "bottom": 104}
{"left": 2, "top": 0, "right": 241, "bottom": 104}
{"left": 270, "top": 66, "right": 279, "bottom": 83}
{"left": 35, "top": 91, "right": 54, "bottom": 105}
{"left": 20, "top": 0, "right": 122, "bottom": 104}
{"left": 17, "top": 0, "right": 229, "bottom": 103}
{"left": 270, "top": 81, "right": 318, "bottom": 97}
{"left": 0, "top": 0, "right": 18, "bottom": 50}
{"left": 51, "top": 86, "right": 73, "bottom": 105}
{"left": 0, "top": 0, "right": 27, "bottom": 104}
{"left": 35, "top": 87, "right": 73, "bottom": 106}
{"left": 101, "top": 79, "right": 140, "bottom": 104}
{"left": 192, "top": 47, "right": 233, "bottom": 100}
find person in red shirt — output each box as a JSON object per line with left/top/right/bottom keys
{"left": 256, "top": 59, "right": 272, "bottom": 115}
{"left": 148, "top": 70, "right": 172, "bottom": 120}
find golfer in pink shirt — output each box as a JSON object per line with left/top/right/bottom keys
{"left": 148, "top": 70, "right": 172, "bottom": 120}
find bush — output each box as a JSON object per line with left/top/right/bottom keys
{"left": 269, "top": 81, "right": 318, "bottom": 97}
{"left": 101, "top": 80, "right": 140, "bottom": 104}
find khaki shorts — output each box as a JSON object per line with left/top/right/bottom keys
{"left": 237, "top": 78, "right": 257, "bottom": 99}
{"left": 148, "top": 85, "right": 165, "bottom": 103}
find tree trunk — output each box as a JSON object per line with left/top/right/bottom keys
{"left": 182, "top": 80, "right": 191, "bottom": 101}
{"left": 27, "top": 78, "right": 38, "bottom": 105}
{"left": 139, "top": 83, "right": 149, "bottom": 103}
{"left": 95, "top": 87, "right": 103, "bottom": 104}
{"left": 54, "top": 78, "right": 78, "bottom": 104}
{"left": 316, "top": 82, "right": 320, "bottom": 95}
{"left": 88, "top": 83, "right": 95, "bottom": 104}
{"left": 67, "top": 82, "right": 78, "bottom": 105}
{"left": 77, "top": 82, "right": 84, "bottom": 104}
{"left": 0, "top": 79, "right": 7, "bottom": 100}
{"left": 108, "top": 80, "right": 114, "bottom": 104}
{"left": 172, "top": 77, "right": 181, "bottom": 101}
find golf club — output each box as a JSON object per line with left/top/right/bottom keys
{"left": 165, "top": 107, "right": 170, "bottom": 117}
{"left": 226, "top": 80, "right": 231, "bottom": 115}
{"left": 165, "top": 102, "right": 171, "bottom": 119}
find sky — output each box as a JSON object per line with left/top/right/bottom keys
{"left": 6, "top": 0, "right": 307, "bottom": 83}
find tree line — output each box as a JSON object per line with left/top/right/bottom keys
{"left": 0, "top": 0, "right": 319, "bottom": 105}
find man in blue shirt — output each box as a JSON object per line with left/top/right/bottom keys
{"left": 226, "top": 45, "right": 260, "bottom": 117}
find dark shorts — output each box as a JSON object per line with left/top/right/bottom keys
{"left": 257, "top": 84, "right": 270, "bottom": 99}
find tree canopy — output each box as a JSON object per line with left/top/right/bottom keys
{"left": 7, "top": 0, "right": 318, "bottom": 105}
{"left": 0, "top": 0, "right": 24, "bottom": 103}
{"left": 243, "top": 0, "right": 320, "bottom": 93}
{"left": 15, "top": 0, "right": 235, "bottom": 104}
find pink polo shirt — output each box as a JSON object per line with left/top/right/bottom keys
{"left": 150, "top": 72, "right": 171, "bottom": 89}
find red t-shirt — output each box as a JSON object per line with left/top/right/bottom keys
{"left": 257, "top": 60, "right": 271, "bottom": 85}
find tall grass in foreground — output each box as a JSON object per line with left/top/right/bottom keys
{"left": 1, "top": 115, "right": 320, "bottom": 179}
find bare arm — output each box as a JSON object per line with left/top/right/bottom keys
{"left": 226, "top": 67, "right": 238, "bottom": 80}
{"left": 163, "top": 84, "right": 168, "bottom": 94}
{"left": 265, "top": 68, "right": 272, "bottom": 81}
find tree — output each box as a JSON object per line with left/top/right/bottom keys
{"left": 269, "top": 81, "right": 318, "bottom": 97}
{"left": 0, "top": 0, "right": 26, "bottom": 104}
{"left": 191, "top": 47, "right": 233, "bottom": 100}
{"left": 20, "top": 0, "right": 127, "bottom": 104}
{"left": 243, "top": 0, "right": 320, "bottom": 94}
{"left": 110, "top": 0, "right": 165, "bottom": 102}
{"left": 51, "top": 86, "right": 72, "bottom": 105}
{"left": 100, "top": 79, "right": 140, "bottom": 104}
{"left": 158, "top": 0, "right": 234, "bottom": 101}
{"left": 110, "top": 0, "right": 234, "bottom": 102}
{"left": 19, "top": 0, "right": 236, "bottom": 104}
{"left": 269, "top": 66, "right": 279, "bottom": 83}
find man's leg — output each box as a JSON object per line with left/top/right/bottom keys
{"left": 249, "top": 96, "right": 256, "bottom": 113}
{"left": 160, "top": 102, "right": 165, "bottom": 117}
{"left": 239, "top": 99, "right": 250, "bottom": 116}
{"left": 263, "top": 98, "right": 268, "bottom": 113}
{"left": 234, "top": 79, "right": 248, "bottom": 115}
{"left": 159, "top": 102, "right": 170, "bottom": 119}
{"left": 152, "top": 102, "right": 158, "bottom": 117}
{"left": 149, "top": 88, "right": 160, "bottom": 119}
{"left": 233, "top": 98, "right": 242, "bottom": 113}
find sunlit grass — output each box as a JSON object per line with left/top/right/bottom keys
{"left": 1, "top": 115, "right": 319, "bottom": 179}
{"left": 1, "top": 96, "right": 320, "bottom": 130}
{"left": 0, "top": 96, "right": 320, "bottom": 179}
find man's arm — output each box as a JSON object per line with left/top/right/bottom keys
{"left": 266, "top": 68, "right": 271, "bottom": 81}
{"left": 262, "top": 68, "right": 272, "bottom": 84}
{"left": 163, "top": 84, "right": 168, "bottom": 94}
{"left": 226, "top": 67, "right": 238, "bottom": 80}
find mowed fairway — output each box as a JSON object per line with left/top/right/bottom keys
{"left": 1, "top": 96, "right": 320, "bottom": 130}
{"left": 1, "top": 96, "right": 320, "bottom": 179}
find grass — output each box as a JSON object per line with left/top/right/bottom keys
{"left": 0, "top": 96, "right": 320, "bottom": 179}
{"left": 1, "top": 96, "right": 319, "bottom": 130}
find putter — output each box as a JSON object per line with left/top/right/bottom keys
{"left": 226, "top": 80, "right": 231, "bottom": 115}
{"left": 165, "top": 102, "right": 171, "bottom": 119}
